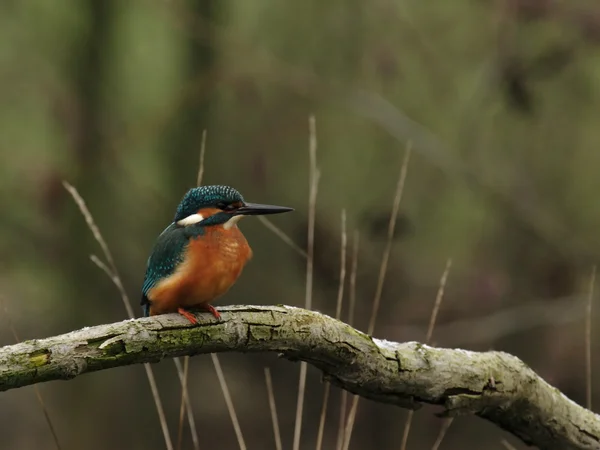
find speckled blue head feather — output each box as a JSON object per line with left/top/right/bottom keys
{"left": 174, "top": 185, "right": 244, "bottom": 222}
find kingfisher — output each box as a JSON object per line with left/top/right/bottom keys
{"left": 141, "top": 185, "right": 293, "bottom": 324}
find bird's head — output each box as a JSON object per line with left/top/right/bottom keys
{"left": 174, "top": 185, "right": 293, "bottom": 229}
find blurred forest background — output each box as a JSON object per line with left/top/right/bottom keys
{"left": 2, "top": 0, "right": 600, "bottom": 449}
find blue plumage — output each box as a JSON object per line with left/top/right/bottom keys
{"left": 141, "top": 185, "right": 293, "bottom": 320}
{"left": 140, "top": 223, "right": 205, "bottom": 316}
{"left": 142, "top": 185, "right": 243, "bottom": 313}
{"left": 142, "top": 185, "right": 242, "bottom": 316}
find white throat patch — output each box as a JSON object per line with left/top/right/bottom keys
{"left": 223, "top": 215, "right": 245, "bottom": 230}
{"left": 177, "top": 213, "right": 204, "bottom": 226}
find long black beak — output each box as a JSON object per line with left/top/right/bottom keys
{"left": 234, "top": 202, "right": 294, "bottom": 216}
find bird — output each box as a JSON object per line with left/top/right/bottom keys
{"left": 141, "top": 185, "right": 293, "bottom": 324}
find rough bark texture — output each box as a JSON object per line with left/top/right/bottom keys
{"left": 0, "top": 305, "right": 598, "bottom": 449}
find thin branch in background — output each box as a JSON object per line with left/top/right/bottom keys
{"left": 341, "top": 378, "right": 359, "bottom": 447}
{"left": 586, "top": 265, "right": 596, "bottom": 410}
{"left": 315, "top": 386, "right": 331, "bottom": 450}
{"left": 410, "top": 258, "right": 452, "bottom": 450}
{"left": 142, "top": 365, "right": 172, "bottom": 450}
{"left": 304, "top": 114, "right": 319, "bottom": 311}
{"left": 84, "top": 265, "right": 173, "bottom": 450}
{"left": 196, "top": 129, "right": 207, "bottom": 186}
{"left": 316, "top": 209, "right": 347, "bottom": 450}
{"left": 334, "top": 210, "right": 348, "bottom": 321}
{"left": 89, "top": 257, "right": 200, "bottom": 449}
{"left": 430, "top": 418, "right": 453, "bottom": 450}
{"left": 195, "top": 134, "right": 246, "bottom": 449}
{"left": 211, "top": 354, "right": 246, "bottom": 450}
{"left": 367, "top": 144, "right": 412, "bottom": 334}
{"left": 0, "top": 298, "right": 62, "bottom": 450}
{"left": 399, "top": 293, "right": 596, "bottom": 347}
{"left": 264, "top": 368, "right": 283, "bottom": 450}
{"left": 337, "top": 231, "right": 359, "bottom": 450}
{"left": 62, "top": 182, "right": 120, "bottom": 290}
{"left": 64, "top": 182, "right": 173, "bottom": 450}
{"left": 344, "top": 144, "right": 412, "bottom": 450}
{"left": 90, "top": 254, "right": 132, "bottom": 315}
{"left": 425, "top": 259, "right": 452, "bottom": 343}
{"left": 400, "top": 413, "right": 415, "bottom": 450}
{"left": 500, "top": 439, "right": 518, "bottom": 450}
{"left": 293, "top": 115, "right": 320, "bottom": 450}
{"left": 258, "top": 216, "right": 308, "bottom": 259}
{"left": 63, "top": 182, "right": 134, "bottom": 319}
{"left": 347, "top": 232, "right": 360, "bottom": 330}
{"left": 173, "top": 357, "right": 200, "bottom": 450}
{"left": 176, "top": 356, "right": 191, "bottom": 450}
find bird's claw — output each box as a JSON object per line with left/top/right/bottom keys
{"left": 204, "top": 304, "right": 221, "bottom": 320}
{"left": 177, "top": 305, "right": 220, "bottom": 324}
{"left": 177, "top": 308, "right": 198, "bottom": 325}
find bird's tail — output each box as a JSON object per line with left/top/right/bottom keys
{"left": 141, "top": 296, "right": 150, "bottom": 317}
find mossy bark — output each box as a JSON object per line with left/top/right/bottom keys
{"left": 0, "top": 305, "right": 598, "bottom": 449}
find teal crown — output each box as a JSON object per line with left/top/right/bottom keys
{"left": 174, "top": 185, "right": 244, "bottom": 222}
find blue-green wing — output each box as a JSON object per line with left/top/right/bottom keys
{"left": 141, "top": 223, "right": 189, "bottom": 316}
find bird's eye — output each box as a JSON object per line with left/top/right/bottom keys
{"left": 217, "top": 201, "right": 236, "bottom": 211}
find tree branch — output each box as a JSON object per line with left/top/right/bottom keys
{"left": 0, "top": 305, "right": 598, "bottom": 449}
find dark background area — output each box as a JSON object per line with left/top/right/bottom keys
{"left": 2, "top": 1, "right": 600, "bottom": 449}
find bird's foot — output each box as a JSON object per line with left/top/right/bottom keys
{"left": 177, "top": 308, "right": 198, "bottom": 325}
{"left": 202, "top": 303, "right": 221, "bottom": 320}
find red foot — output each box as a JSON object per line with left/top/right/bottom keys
{"left": 203, "top": 303, "right": 221, "bottom": 320}
{"left": 177, "top": 308, "right": 198, "bottom": 325}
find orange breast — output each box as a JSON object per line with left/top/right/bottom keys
{"left": 148, "top": 225, "right": 252, "bottom": 315}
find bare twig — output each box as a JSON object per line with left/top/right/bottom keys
{"left": 367, "top": 144, "right": 412, "bottom": 334}
{"left": 211, "top": 353, "right": 246, "bottom": 450}
{"left": 195, "top": 128, "right": 246, "bottom": 449}
{"left": 173, "top": 357, "right": 200, "bottom": 450}
{"left": 176, "top": 356, "right": 191, "bottom": 450}
{"left": 334, "top": 210, "right": 348, "bottom": 322}
{"left": 400, "top": 410, "right": 415, "bottom": 450}
{"left": 501, "top": 439, "right": 519, "bottom": 450}
{"left": 264, "top": 368, "right": 283, "bottom": 450}
{"left": 391, "top": 294, "right": 599, "bottom": 347}
{"left": 90, "top": 255, "right": 134, "bottom": 318}
{"left": 0, "top": 299, "right": 62, "bottom": 450}
{"left": 586, "top": 265, "right": 596, "bottom": 410}
{"left": 342, "top": 389, "right": 359, "bottom": 450}
{"left": 431, "top": 418, "right": 453, "bottom": 450}
{"left": 344, "top": 144, "right": 412, "bottom": 450}
{"left": 337, "top": 394, "right": 349, "bottom": 450}
{"left": 64, "top": 182, "right": 173, "bottom": 450}
{"left": 426, "top": 259, "right": 453, "bottom": 343}
{"left": 258, "top": 216, "right": 308, "bottom": 259}
{"left": 411, "top": 258, "right": 453, "bottom": 450}
{"left": 337, "top": 231, "right": 359, "bottom": 450}
{"left": 316, "top": 209, "right": 347, "bottom": 450}
{"left": 194, "top": 128, "right": 247, "bottom": 450}
{"left": 196, "top": 129, "right": 207, "bottom": 186}
{"left": 347, "top": 232, "right": 360, "bottom": 331}
{"left": 62, "top": 182, "right": 120, "bottom": 286}
{"left": 143, "top": 364, "right": 173, "bottom": 450}
{"left": 293, "top": 115, "right": 320, "bottom": 450}
{"left": 316, "top": 385, "right": 331, "bottom": 450}
{"left": 304, "top": 115, "right": 319, "bottom": 312}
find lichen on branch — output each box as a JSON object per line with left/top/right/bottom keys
{"left": 0, "top": 305, "right": 598, "bottom": 450}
